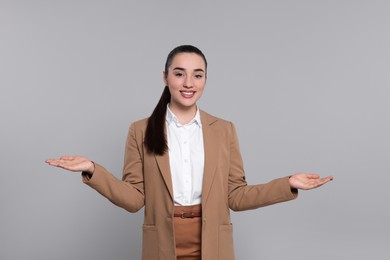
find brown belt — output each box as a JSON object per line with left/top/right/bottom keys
{"left": 174, "top": 211, "right": 202, "bottom": 219}
{"left": 173, "top": 204, "right": 202, "bottom": 219}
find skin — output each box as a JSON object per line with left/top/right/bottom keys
{"left": 45, "top": 52, "right": 334, "bottom": 189}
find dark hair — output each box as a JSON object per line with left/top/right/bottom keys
{"left": 144, "top": 45, "right": 207, "bottom": 155}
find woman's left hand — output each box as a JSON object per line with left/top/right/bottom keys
{"left": 289, "top": 173, "right": 333, "bottom": 190}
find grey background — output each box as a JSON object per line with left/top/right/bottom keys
{"left": 1, "top": 0, "right": 389, "bottom": 259}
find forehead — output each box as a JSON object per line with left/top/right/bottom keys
{"left": 170, "top": 53, "right": 206, "bottom": 70}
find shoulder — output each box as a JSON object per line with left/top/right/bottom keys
{"left": 127, "top": 117, "right": 148, "bottom": 139}
{"left": 200, "top": 110, "right": 236, "bottom": 133}
{"left": 131, "top": 117, "right": 148, "bottom": 129}
{"left": 200, "top": 109, "right": 234, "bottom": 125}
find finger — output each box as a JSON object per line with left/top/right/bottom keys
{"left": 48, "top": 158, "right": 73, "bottom": 166}
{"left": 312, "top": 177, "right": 333, "bottom": 188}
{"left": 46, "top": 159, "right": 61, "bottom": 166}
{"left": 304, "top": 173, "right": 321, "bottom": 179}
{"left": 60, "top": 156, "right": 75, "bottom": 161}
{"left": 45, "top": 159, "right": 58, "bottom": 164}
{"left": 51, "top": 161, "right": 78, "bottom": 171}
{"left": 317, "top": 176, "right": 332, "bottom": 183}
{"left": 322, "top": 176, "right": 334, "bottom": 183}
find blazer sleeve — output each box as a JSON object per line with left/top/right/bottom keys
{"left": 227, "top": 122, "right": 298, "bottom": 211}
{"left": 82, "top": 123, "right": 145, "bottom": 213}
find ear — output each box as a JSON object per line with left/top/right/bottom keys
{"left": 162, "top": 71, "right": 168, "bottom": 86}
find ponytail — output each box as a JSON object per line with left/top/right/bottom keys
{"left": 144, "top": 86, "right": 171, "bottom": 155}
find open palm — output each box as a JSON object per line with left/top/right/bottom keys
{"left": 45, "top": 156, "right": 94, "bottom": 173}
{"left": 289, "top": 173, "right": 333, "bottom": 190}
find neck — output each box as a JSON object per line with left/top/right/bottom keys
{"left": 169, "top": 103, "right": 197, "bottom": 125}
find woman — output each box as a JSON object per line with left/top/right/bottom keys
{"left": 46, "top": 45, "right": 333, "bottom": 260}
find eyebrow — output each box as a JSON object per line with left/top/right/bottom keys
{"left": 173, "top": 67, "right": 205, "bottom": 73}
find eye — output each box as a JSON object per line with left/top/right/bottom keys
{"left": 175, "top": 73, "right": 184, "bottom": 77}
{"left": 195, "top": 74, "right": 203, "bottom": 79}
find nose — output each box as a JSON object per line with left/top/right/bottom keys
{"left": 184, "top": 76, "right": 193, "bottom": 88}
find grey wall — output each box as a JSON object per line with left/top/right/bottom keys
{"left": 1, "top": 0, "right": 389, "bottom": 259}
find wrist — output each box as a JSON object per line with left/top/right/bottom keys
{"left": 82, "top": 162, "right": 95, "bottom": 180}
{"left": 288, "top": 175, "right": 294, "bottom": 188}
{"left": 87, "top": 161, "right": 95, "bottom": 174}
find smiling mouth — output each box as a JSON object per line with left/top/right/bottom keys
{"left": 180, "top": 91, "right": 196, "bottom": 98}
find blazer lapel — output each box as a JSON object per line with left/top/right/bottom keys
{"left": 155, "top": 149, "right": 174, "bottom": 201}
{"left": 200, "top": 110, "right": 218, "bottom": 208}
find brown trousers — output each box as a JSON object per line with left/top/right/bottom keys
{"left": 173, "top": 204, "right": 202, "bottom": 260}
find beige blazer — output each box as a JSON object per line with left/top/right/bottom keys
{"left": 83, "top": 110, "right": 297, "bottom": 260}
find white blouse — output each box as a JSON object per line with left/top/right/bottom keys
{"left": 166, "top": 105, "right": 205, "bottom": 206}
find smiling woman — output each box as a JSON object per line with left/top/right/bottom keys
{"left": 45, "top": 45, "right": 333, "bottom": 260}
{"left": 164, "top": 53, "right": 206, "bottom": 114}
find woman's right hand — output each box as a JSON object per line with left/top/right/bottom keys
{"left": 45, "top": 156, "right": 95, "bottom": 174}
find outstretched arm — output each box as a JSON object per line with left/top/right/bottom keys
{"left": 45, "top": 154, "right": 144, "bottom": 212}
{"left": 289, "top": 173, "right": 333, "bottom": 190}
{"left": 44, "top": 124, "right": 145, "bottom": 213}
{"left": 227, "top": 122, "right": 334, "bottom": 211}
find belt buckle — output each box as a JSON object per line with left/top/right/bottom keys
{"left": 180, "top": 211, "right": 194, "bottom": 219}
